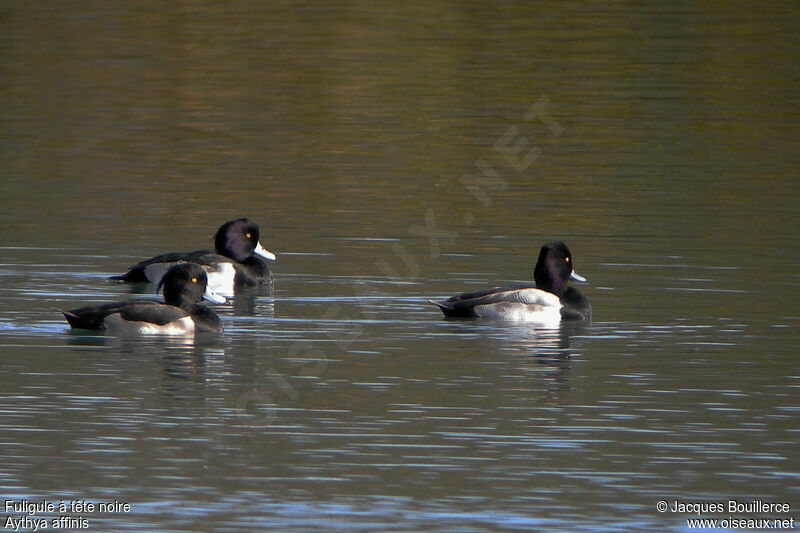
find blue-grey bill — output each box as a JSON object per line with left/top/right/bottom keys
{"left": 570, "top": 271, "right": 587, "bottom": 283}
{"left": 254, "top": 242, "right": 276, "bottom": 261}
{"left": 203, "top": 286, "right": 227, "bottom": 304}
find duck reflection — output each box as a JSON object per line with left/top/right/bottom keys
{"left": 439, "top": 319, "right": 591, "bottom": 402}
{"left": 231, "top": 285, "right": 275, "bottom": 317}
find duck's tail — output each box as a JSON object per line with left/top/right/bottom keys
{"left": 58, "top": 308, "right": 80, "bottom": 328}
{"left": 428, "top": 298, "right": 460, "bottom": 317}
{"left": 427, "top": 298, "right": 446, "bottom": 309}
{"left": 108, "top": 269, "right": 148, "bottom": 282}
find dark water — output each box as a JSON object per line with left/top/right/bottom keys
{"left": 1, "top": 1, "right": 799, "bottom": 531}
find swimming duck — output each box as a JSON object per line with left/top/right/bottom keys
{"left": 431, "top": 241, "right": 591, "bottom": 323}
{"left": 65, "top": 263, "right": 225, "bottom": 334}
{"left": 110, "top": 218, "right": 276, "bottom": 296}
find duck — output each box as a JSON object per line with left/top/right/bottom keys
{"left": 431, "top": 241, "right": 591, "bottom": 324}
{"left": 65, "top": 263, "right": 225, "bottom": 334}
{"left": 110, "top": 218, "right": 276, "bottom": 296}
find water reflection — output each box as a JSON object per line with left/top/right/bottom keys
{"left": 230, "top": 286, "right": 275, "bottom": 317}
{"left": 2, "top": 0, "right": 799, "bottom": 530}
{"left": 0, "top": 243, "right": 797, "bottom": 532}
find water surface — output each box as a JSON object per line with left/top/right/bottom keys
{"left": 1, "top": 1, "right": 799, "bottom": 531}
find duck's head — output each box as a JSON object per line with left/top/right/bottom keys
{"left": 533, "top": 241, "right": 586, "bottom": 295}
{"left": 214, "top": 218, "right": 276, "bottom": 263}
{"left": 158, "top": 263, "right": 226, "bottom": 308}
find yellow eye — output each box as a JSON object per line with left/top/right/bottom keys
{"left": 566, "top": 257, "right": 570, "bottom": 262}
{"left": 246, "top": 233, "right": 251, "bottom": 238}
{"left": 191, "top": 277, "right": 198, "bottom": 283}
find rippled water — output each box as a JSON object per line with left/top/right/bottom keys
{"left": 2, "top": 1, "right": 799, "bottom": 531}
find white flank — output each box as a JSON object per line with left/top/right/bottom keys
{"left": 474, "top": 301, "right": 562, "bottom": 326}
{"left": 514, "top": 289, "right": 562, "bottom": 307}
{"left": 206, "top": 262, "right": 235, "bottom": 298}
{"left": 475, "top": 289, "right": 562, "bottom": 327}
{"left": 104, "top": 315, "right": 195, "bottom": 336}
